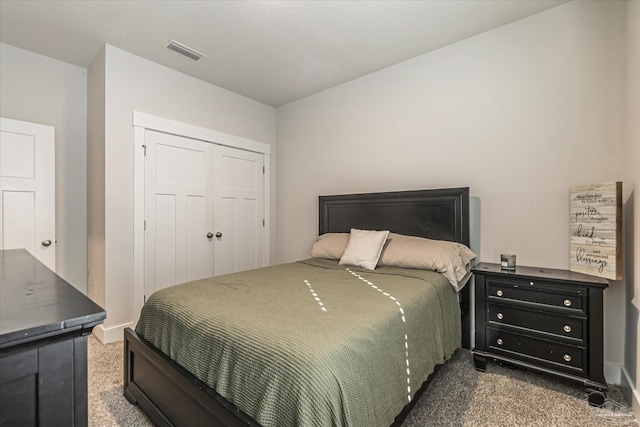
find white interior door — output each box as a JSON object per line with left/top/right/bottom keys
{"left": 213, "top": 145, "right": 265, "bottom": 276}
{"left": 144, "top": 130, "right": 214, "bottom": 297}
{"left": 0, "top": 117, "right": 55, "bottom": 270}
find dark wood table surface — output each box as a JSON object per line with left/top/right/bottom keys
{"left": 0, "top": 248, "right": 105, "bottom": 347}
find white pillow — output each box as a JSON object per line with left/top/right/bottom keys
{"left": 339, "top": 229, "right": 390, "bottom": 270}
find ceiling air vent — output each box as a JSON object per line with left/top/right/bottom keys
{"left": 164, "top": 39, "right": 206, "bottom": 62}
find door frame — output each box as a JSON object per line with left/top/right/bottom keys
{"left": 132, "top": 111, "right": 271, "bottom": 321}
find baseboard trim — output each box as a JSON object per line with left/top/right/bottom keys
{"left": 92, "top": 322, "right": 135, "bottom": 344}
{"left": 604, "top": 361, "right": 622, "bottom": 384}
{"left": 620, "top": 366, "right": 640, "bottom": 419}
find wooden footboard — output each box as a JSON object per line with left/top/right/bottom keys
{"left": 124, "top": 327, "right": 445, "bottom": 427}
{"left": 124, "top": 327, "right": 258, "bottom": 427}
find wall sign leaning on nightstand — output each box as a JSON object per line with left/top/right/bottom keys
{"left": 569, "top": 181, "right": 622, "bottom": 280}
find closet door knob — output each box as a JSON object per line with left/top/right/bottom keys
{"left": 215, "top": 232, "right": 222, "bottom": 238}
{"left": 207, "top": 233, "right": 213, "bottom": 238}
{"left": 42, "top": 240, "right": 52, "bottom": 247}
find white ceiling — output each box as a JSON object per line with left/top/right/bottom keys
{"left": 0, "top": 0, "right": 568, "bottom": 107}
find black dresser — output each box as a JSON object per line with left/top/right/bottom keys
{"left": 472, "top": 262, "right": 609, "bottom": 406}
{"left": 0, "top": 249, "right": 106, "bottom": 426}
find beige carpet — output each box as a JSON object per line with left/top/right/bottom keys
{"left": 88, "top": 334, "right": 154, "bottom": 427}
{"left": 88, "top": 335, "right": 637, "bottom": 426}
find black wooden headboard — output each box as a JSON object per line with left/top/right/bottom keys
{"left": 318, "top": 187, "right": 471, "bottom": 348}
{"left": 319, "top": 187, "right": 470, "bottom": 246}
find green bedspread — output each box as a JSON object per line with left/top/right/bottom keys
{"left": 136, "top": 258, "right": 461, "bottom": 427}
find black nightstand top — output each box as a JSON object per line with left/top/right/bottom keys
{"left": 472, "top": 262, "right": 609, "bottom": 288}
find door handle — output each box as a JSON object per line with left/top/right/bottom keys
{"left": 215, "top": 232, "right": 222, "bottom": 238}
{"left": 207, "top": 233, "right": 213, "bottom": 239}
{"left": 42, "top": 240, "right": 52, "bottom": 247}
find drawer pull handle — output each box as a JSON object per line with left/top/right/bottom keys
{"left": 563, "top": 354, "right": 572, "bottom": 362}
{"left": 529, "top": 281, "right": 534, "bottom": 286}
{"left": 496, "top": 290, "right": 504, "bottom": 297}
{"left": 563, "top": 299, "right": 572, "bottom": 307}
{"left": 497, "top": 338, "right": 504, "bottom": 345}
{"left": 496, "top": 313, "right": 504, "bottom": 320}
{"left": 563, "top": 325, "right": 572, "bottom": 333}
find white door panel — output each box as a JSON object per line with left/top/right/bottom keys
{"left": 0, "top": 117, "right": 55, "bottom": 270}
{"left": 238, "top": 197, "right": 258, "bottom": 271}
{"left": 2, "top": 191, "right": 36, "bottom": 253}
{"left": 144, "top": 130, "right": 213, "bottom": 296}
{"left": 1, "top": 131, "right": 35, "bottom": 178}
{"left": 214, "top": 145, "right": 264, "bottom": 276}
{"left": 154, "top": 193, "right": 177, "bottom": 290}
{"left": 186, "top": 194, "right": 208, "bottom": 281}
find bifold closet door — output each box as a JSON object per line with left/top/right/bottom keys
{"left": 144, "top": 130, "right": 214, "bottom": 296}
{"left": 213, "top": 145, "right": 265, "bottom": 276}
{"left": 143, "top": 130, "right": 266, "bottom": 296}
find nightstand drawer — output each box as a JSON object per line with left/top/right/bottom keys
{"left": 486, "top": 328, "right": 586, "bottom": 375}
{"left": 487, "top": 280, "right": 585, "bottom": 313}
{"left": 487, "top": 303, "right": 585, "bottom": 341}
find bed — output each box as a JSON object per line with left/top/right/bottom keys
{"left": 124, "top": 187, "right": 472, "bottom": 427}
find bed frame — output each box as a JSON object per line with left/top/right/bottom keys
{"left": 124, "top": 187, "right": 471, "bottom": 427}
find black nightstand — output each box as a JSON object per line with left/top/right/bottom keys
{"left": 472, "top": 262, "right": 609, "bottom": 406}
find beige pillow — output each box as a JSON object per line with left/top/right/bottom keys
{"left": 339, "top": 229, "right": 390, "bottom": 270}
{"left": 380, "top": 233, "right": 476, "bottom": 291}
{"left": 311, "top": 233, "right": 350, "bottom": 260}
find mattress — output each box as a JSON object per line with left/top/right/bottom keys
{"left": 135, "top": 258, "right": 461, "bottom": 427}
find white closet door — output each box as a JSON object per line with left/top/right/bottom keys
{"left": 0, "top": 117, "right": 55, "bottom": 270}
{"left": 213, "top": 145, "right": 265, "bottom": 276}
{"left": 144, "top": 130, "right": 214, "bottom": 296}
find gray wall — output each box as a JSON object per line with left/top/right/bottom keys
{"left": 276, "top": 0, "right": 629, "bottom": 385}
{"left": 623, "top": 0, "right": 640, "bottom": 416}
{"left": 0, "top": 42, "right": 88, "bottom": 292}
{"left": 87, "top": 44, "right": 276, "bottom": 341}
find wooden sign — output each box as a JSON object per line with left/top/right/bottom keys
{"left": 569, "top": 182, "right": 622, "bottom": 280}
